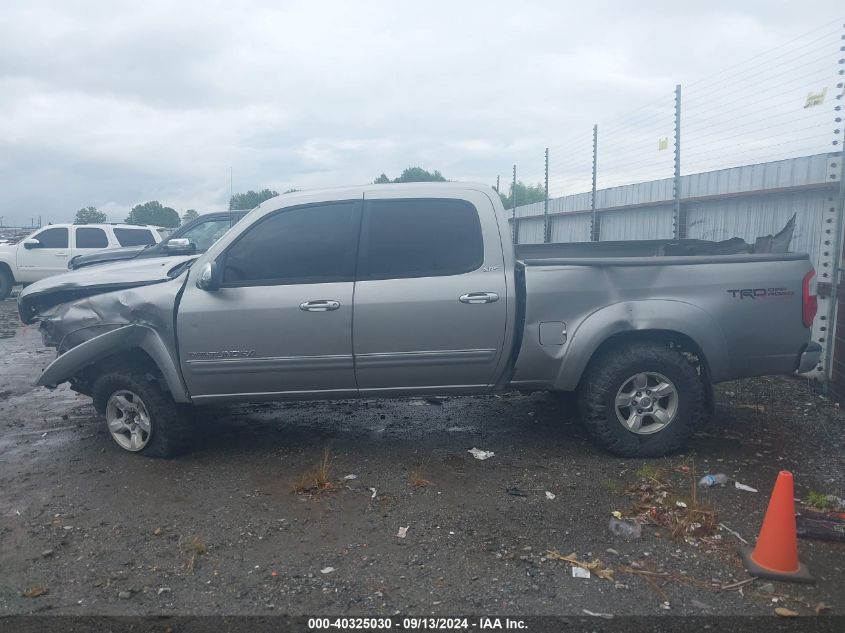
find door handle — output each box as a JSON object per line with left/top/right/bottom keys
{"left": 299, "top": 300, "right": 341, "bottom": 312}
{"left": 459, "top": 292, "right": 499, "bottom": 304}
{"left": 55, "top": 253, "right": 68, "bottom": 257}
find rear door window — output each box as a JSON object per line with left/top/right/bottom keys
{"left": 75, "top": 227, "right": 109, "bottom": 249}
{"left": 359, "top": 199, "right": 483, "bottom": 280}
{"left": 114, "top": 228, "right": 156, "bottom": 246}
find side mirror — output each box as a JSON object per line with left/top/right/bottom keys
{"left": 164, "top": 238, "right": 196, "bottom": 255}
{"left": 23, "top": 238, "right": 41, "bottom": 249}
{"left": 196, "top": 261, "right": 221, "bottom": 291}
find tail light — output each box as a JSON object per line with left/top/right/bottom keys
{"left": 802, "top": 269, "right": 817, "bottom": 328}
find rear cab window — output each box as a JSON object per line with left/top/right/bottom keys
{"left": 114, "top": 227, "right": 157, "bottom": 247}
{"left": 358, "top": 198, "right": 484, "bottom": 280}
{"left": 75, "top": 227, "right": 109, "bottom": 249}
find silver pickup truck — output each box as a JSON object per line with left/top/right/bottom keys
{"left": 18, "top": 182, "right": 820, "bottom": 458}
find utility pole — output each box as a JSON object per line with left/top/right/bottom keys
{"left": 229, "top": 167, "right": 234, "bottom": 209}
{"left": 673, "top": 84, "right": 682, "bottom": 239}
{"left": 496, "top": 175, "right": 500, "bottom": 193}
{"left": 591, "top": 124, "right": 599, "bottom": 241}
{"left": 543, "top": 148, "right": 550, "bottom": 243}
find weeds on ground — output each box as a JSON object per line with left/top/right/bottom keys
{"left": 635, "top": 465, "right": 666, "bottom": 481}
{"left": 180, "top": 535, "right": 207, "bottom": 573}
{"left": 292, "top": 448, "right": 334, "bottom": 495}
{"left": 625, "top": 460, "right": 717, "bottom": 539}
{"left": 409, "top": 457, "right": 432, "bottom": 488}
{"left": 21, "top": 585, "right": 48, "bottom": 598}
{"left": 804, "top": 490, "right": 832, "bottom": 511}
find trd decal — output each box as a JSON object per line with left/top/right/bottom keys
{"left": 726, "top": 288, "right": 794, "bottom": 299}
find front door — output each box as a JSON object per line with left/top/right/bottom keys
{"left": 16, "top": 226, "right": 70, "bottom": 281}
{"left": 177, "top": 200, "right": 361, "bottom": 401}
{"left": 353, "top": 192, "right": 508, "bottom": 394}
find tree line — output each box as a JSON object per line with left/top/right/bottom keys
{"left": 373, "top": 167, "right": 545, "bottom": 208}
{"left": 71, "top": 189, "right": 289, "bottom": 227}
{"left": 71, "top": 174, "right": 546, "bottom": 227}
{"left": 73, "top": 203, "right": 192, "bottom": 228}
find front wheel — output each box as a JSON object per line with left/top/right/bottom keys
{"left": 577, "top": 342, "right": 705, "bottom": 457}
{"left": 92, "top": 371, "right": 187, "bottom": 457}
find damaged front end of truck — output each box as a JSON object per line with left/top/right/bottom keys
{"left": 18, "top": 256, "right": 196, "bottom": 402}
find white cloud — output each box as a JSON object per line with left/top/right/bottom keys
{"left": 0, "top": 0, "right": 842, "bottom": 224}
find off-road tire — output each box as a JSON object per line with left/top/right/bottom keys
{"left": 0, "top": 269, "right": 12, "bottom": 300}
{"left": 577, "top": 342, "right": 705, "bottom": 457}
{"left": 92, "top": 371, "right": 188, "bottom": 458}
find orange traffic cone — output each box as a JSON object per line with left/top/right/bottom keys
{"left": 739, "top": 470, "right": 814, "bottom": 583}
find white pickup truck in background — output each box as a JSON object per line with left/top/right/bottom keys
{"left": 0, "top": 223, "right": 163, "bottom": 299}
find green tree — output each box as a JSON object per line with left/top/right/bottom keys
{"left": 498, "top": 181, "right": 545, "bottom": 209}
{"left": 73, "top": 206, "right": 107, "bottom": 224}
{"left": 182, "top": 209, "right": 200, "bottom": 224}
{"left": 125, "top": 201, "right": 180, "bottom": 228}
{"left": 374, "top": 167, "right": 447, "bottom": 184}
{"left": 229, "top": 189, "right": 279, "bottom": 210}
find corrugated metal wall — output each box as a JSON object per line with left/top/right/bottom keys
{"left": 517, "top": 217, "right": 545, "bottom": 244}
{"left": 550, "top": 213, "right": 592, "bottom": 243}
{"left": 685, "top": 190, "right": 827, "bottom": 268}
{"left": 600, "top": 206, "right": 675, "bottom": 241}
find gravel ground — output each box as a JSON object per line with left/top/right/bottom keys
{"left": 0, "top": 294, "right": 843, "bottom": 620}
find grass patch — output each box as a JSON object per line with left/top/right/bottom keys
{"left": 180, "top": 535, "right": 207, "bottom": 573}
{"left": 804, "top": 490, "right": 832, "bottom": 511}
{"left": 292, "top": 448, "right": 334, "bottom": 495}
{"left": 635, "top": 465, "right": 666, "bottom": 481}
{"left": 409, "top": 457, "right": 432, "bottom": 488}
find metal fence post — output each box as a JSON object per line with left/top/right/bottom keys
{"left": 544, "top": 148, "right": 550, "bottom": 243}
{"left": 591, "top": 124, "right": 599, "bottom": 241}
{"left": 673, "top": 84, "right": 682, "bottom": 239}
{"left": 511, "top": 164, "right": 518, "bottom": 245}
{"left": 823, "top": 39, "right": 845, "bottom": 393}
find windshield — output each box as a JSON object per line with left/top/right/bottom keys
{"left": 167, "top": 219, "right": 231, "bottom": 253}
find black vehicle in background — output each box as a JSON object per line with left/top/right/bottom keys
{"left": 68, "top": 211, "right": 247, "bottom": 270}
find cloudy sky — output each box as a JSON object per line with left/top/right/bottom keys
{"left": 0, "top": 1, "right": 843, "bottom": 225}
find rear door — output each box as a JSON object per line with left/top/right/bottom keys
{"left": 352, "top": 191, "right": 508, "bottom": 394}
{"left": 16, "top": 226, "right": 70, "bottom": 281}
{"left": 177, "top": 200, "right": 361, "bottom": 400}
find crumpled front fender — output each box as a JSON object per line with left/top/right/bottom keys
{"left": 37, "top": 323, "right": 190, "bottom": 403}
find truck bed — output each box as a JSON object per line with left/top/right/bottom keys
{"left": 510, "top": 250, "right": 814, "bottom": 392}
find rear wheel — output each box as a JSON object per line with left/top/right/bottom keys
{"left": 93, "top": 371, "right": 187, "bottom": 457}
{"left": 577, "top": 342, "right": 705, "bottom": 457}
{"left": 0, "top": 269, "right": 12, "bottom": 300}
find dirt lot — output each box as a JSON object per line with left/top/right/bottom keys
{"left": 0, "top": 294, "right": 844, "bottom": 620}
